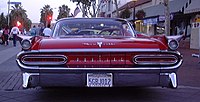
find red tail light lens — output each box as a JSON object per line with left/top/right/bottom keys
{"left": 21, "top": 54, "right": 67, "bottom": 65}
{"left": 133, "top": 54, "right": 178, "bottom": 65}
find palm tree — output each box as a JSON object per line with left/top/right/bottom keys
{"left": 9, "top": 4, "right": 31, "bottom": 31}
{"left": 57, "top": 5, "right": 70, "bottom": 20}
{"left": 10, "top": 4, "right": 27, "bottom": 26}
{"left": 40, "top": 5, "right": 53, "bottom": 27}
{"left": 0, "top": 13, "right": 7, "bottom": 29}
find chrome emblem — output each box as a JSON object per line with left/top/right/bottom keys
{"left": 97, "top": 42, "right": 103, "bottom": 48}
{"left": 83, "top": 42, "right": 115, "bottom": 47}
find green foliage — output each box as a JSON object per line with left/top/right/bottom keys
{"left": 0, "top": 13, "right": 7, "bottom": 29}
{"left": 40, "top": 5, "right": 53, "bottom": 26}
{"left": 120, "top": 8, "right": 131, "bottom": 19}
{"left": 135, "top": 9, "right": 146, "bottom": 20}
{"left": 24, "top": 18, "right": 32, "bottom": 31}
{"left": 9, "top": 4, "right": 31, "bottom": 30}
{"left": 57, "top": 5, "right": 71, "bottom": 20}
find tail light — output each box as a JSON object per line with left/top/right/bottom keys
{"left": 21, "top": 54, "right": 67, "bottom": 65}
{"left": 133, "top": 54, "right": 178, "bottom": 66}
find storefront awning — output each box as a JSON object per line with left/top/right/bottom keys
{"left": 184, "top": 0, "right": 200, "bottom": 14}
{"left": 143, "top": 0, "right": 188, "bottom": 18}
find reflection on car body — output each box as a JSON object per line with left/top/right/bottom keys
{"left": 16, "top": 18, "right": 183, "bottom": 89}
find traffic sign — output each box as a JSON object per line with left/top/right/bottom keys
{"left": 7, "top": 2, "right": 21, "bottom": 5}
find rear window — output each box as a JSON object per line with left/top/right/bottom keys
{"left": 52, "top": 19, "right": 134, "bottom": 38}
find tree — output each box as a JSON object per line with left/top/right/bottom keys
{"left": 23, "top": 18, "right": 32, "bottom": 31}
{"left": 0, "top": 13, "right": 7, "bottom": 29}
{"left": 10, "top": 4, "right": 26, "bottom": 26}
{"left": 57, "top": 5, "right": 71, "bottom": 20}
{"left": 135, "top": 10, "right": 146, "bottom": 20}
{"left": 119, "top": 8, "right": 131, "bottom": 19}
{"left": 9, "top": 4, "right": 31, "bottom": 31}
{"left": 40, "top": 5, "right": 53, "bottom": 27}
{"left": 70, "top": 0, "right": 103, "bottom": 17}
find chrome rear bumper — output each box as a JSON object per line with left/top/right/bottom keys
{"left": 22, "top": 72, "right": 177, "bottom": 89}
{"left": 17, "top": 50, "right": 182, "bottom": 89}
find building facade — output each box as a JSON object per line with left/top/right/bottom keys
{"left": 99, "top": 0, "right": 200, "bottom": 49}
{"left": 184, "top": 0, "right": 200, "bottom": 49}
{"left": 99, "top": 0, "right": 179, "bottom": 34}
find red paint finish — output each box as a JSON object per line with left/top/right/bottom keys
{"left": 32, "top": 37, "right": 168, "bottom": 50}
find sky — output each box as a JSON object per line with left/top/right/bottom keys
{"left": 0, "top": 0, "right": 80, "bottom": 23}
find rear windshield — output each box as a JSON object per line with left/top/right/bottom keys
{"left": 52, "top": 19, "right": 135, "bottom": 38}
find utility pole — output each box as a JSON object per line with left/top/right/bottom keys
{"left": 164, "top": 0, "right": 170, "bottom": 36}
{"left": 7, "top": 0, "right": 10, "bottom": 27}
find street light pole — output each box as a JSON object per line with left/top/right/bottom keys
{"left": 7, "top": 0, "right": 10, "bottom": 27}
{"left": 132, "top": 0, "right": 137, "bottom": 28}
{"left": 164, "top": 0, "right": 170, "bottom": 36}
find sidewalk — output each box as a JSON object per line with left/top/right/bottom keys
{"left": 0, "top": 45, "right": 21, "bottom": 65}
{"left": 0, "top": 42, "right": 14, "bottom": 52}
{"left": 178, "top": 39, "right": 200, "bottom": 87}
{"left": 0, "top": 41, "right": 22, "bottom": 91}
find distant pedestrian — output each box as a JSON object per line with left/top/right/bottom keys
{"left": 39, "top": 23, "right": 45, "bottom": 36}
{"left": 10, "top": 26, "right": 20, "bottom": 47}
{"left": 22, "top": 28, "right": 27, "bottom": 35}
{"left": 30, "top": 25, "right": 36, "bottom": 36}
{"left": 43, "top": 24, "right": 52, "bottom": 36}
{"left": 36, "top": 24, "right": 41, "bottom": 36}
{"left": 2, "top": 25, "right": 10, "bottom": 46}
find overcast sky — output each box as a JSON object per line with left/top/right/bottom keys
{"left": 0, "top": 0, "right": 78, "bottom": 23}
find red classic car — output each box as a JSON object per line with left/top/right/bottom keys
{"left": 16, "top": 18, "right": 183, "bottom": 89}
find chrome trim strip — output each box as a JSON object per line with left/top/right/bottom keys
{"left": 16, "top": 50, "right": 182, "bottom": 70}
{"left": 38, "top": 48, "right": 161, "bottom": 53}
{"left": 23, "top": 72, "right": 39, "bottom": 88}
{"left": 133, "top": 54, "right": 178, "bottom": 65}
{"left": 21, "top": 54, "right": 67, "bottom": 65}
{"left": 17, "top": 59, "right": 183, "bottom": 70}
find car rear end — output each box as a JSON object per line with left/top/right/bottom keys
{"left": 16, "top": 18, "right": 183, "bottom": 89}
{"left": 17, "top": 46, "right": 182, "bottom": 88}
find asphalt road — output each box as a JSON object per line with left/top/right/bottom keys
{"left": 0, "top": 40, "right": 200, "bottom": 102}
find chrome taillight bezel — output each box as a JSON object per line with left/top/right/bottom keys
{"left": 21, "top": 54, "right": 67, "bottom": 65}
{"left": 133, "top": 54, "right": 178, "bottom": 66}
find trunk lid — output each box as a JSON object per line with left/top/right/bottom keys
{"left": 38, "top": 37, "right": 167, "bottom": 50}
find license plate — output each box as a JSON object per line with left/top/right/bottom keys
{"left": 87, "top": 73, "right": 113, "bottom": 87}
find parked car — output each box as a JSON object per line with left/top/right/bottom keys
{"left": 16, "top": 18, "right": 183, "bottom": 89}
